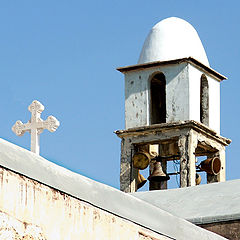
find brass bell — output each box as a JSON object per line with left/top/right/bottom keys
{"left": 137, "top": 171, "right": 147, "bottom": 189}
{"left": 148, "top": 161, "right": 170, "bottom": 182}
{"left": 200, "top": 157, "right": 221, "bottom": 175}
{"left": 132, "top": 151, "right": 151, "bottom": 170}
{"left": 195, "top": 173, "right": 201, "bottom": 185}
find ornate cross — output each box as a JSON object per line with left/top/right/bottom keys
{"left": 12, "top": 100, "right": 60, "bottom": 155}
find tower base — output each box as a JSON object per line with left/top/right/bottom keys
{"left": 115, "top": 120, "right": 231, "bottom": 193}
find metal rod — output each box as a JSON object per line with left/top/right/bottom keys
{"left": 168, "top": 169, "right": 203, "bottom": 176}
{"left": 168, "top": 172, "right": 179, "bottom": 176}
{"left": 153, "top": 155, "right": 180, "bottom": 162}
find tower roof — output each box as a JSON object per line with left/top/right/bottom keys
{"left": 138, "top": 17, "right": 210, "bottom": 66}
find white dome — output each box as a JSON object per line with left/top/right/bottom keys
{"left": 138, "top": 17, "right": 209, "bottom": 66}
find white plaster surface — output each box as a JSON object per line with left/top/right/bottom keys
{"left": 125, "top": 63, "right": 190, "bottom": 129}
{"left": 0, "top": 212, "right": 46, "bottom": 240}
{"left": 0, "top": 138, "right": 226, "bottom": 240}
{"left": 208, "top": 74, "right": 220, "bottom": 133}
{"left": 125, "top": 71, "right": 150, "bottom": 128}
{"left": 188, "top": 65, "right": 220, "bottom": 133}
{"left": 188, "top": 65, "right": 201, "bottom": 122}
{"left": 132, "top": 179, "right": 240, "bottom": 225}
{"left": 124, "top": 62, "right": 221, "bottom": 133}
{"left": 0, "top": 167, "right": 169, "bottom": 240}
{"left": 138, "top": 17, "right": 209, "bottom": 66}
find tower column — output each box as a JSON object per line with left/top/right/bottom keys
{"left": 120, "top": 138, "right": 137, "bottom": 192}
{"left": 178, "top": 130, "right": 198, "bottom": 188}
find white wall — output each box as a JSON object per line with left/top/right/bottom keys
{"left": 124, "top": 63, "right": 190, "bottom": 129}
{"left": 208, "top": 74, "right": 220, "bottom": 133}
{"left": 188, "top": 65, "right": 201, "bottom": 122}
{"left": 124, "top": 63, "right": 221, "bottom": 133}
{"left": 188, "top": 64, "right": 220, "bottom": 133}
{"left": 165, "top": 63, "right": 189, "bottom": 123}
{"left": 0, "top": 167, "right": 170, "bottom": 240}
{"left": 125, "top": 71, "right": 149, "bottom": 129}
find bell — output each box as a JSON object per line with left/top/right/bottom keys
{"left": 137, "top": 171, "right": 147, "bottom": 189}
{"left": 148, "top": 161, "right": 170, "bottom": 182}
{"left": 132, "top": 151, "right": 151, "bottom": 170}
{"left": 195, "top": 173, "right": 201, "bottom": 185}
{"left": 200, "top": 157, "right": 221, "bottom": 175}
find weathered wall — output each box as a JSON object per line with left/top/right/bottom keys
{"left": 200, "top": 220, "right": 240, "bottom": 240}
{"left": 124, "top": 62, "right": 221, "bottom": 133}
{"left": 124, "top": 62, "right": 189, "bottom": 129}
{"left": 0, "top": 166, "right": 170, "bottom": 240}
{"left": 208, "top": 73, "right": 220, "bottom": 133}
{"left": 188, "top": 64, "right": 220, "bottom": 133}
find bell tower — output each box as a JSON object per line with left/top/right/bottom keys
{"left": 115, "top": 17, "right": 231, "bottom": 193}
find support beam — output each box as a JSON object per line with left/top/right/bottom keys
{"left": 120, "top": 138, "right": 137, "bottom": 193}
{"left": 178, "top": 131, "right": 197, "bottom": 188}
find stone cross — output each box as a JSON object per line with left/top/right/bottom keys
{"left": 12, "top": 100, "right": 60, "bottom": 155}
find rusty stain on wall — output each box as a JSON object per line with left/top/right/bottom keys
{"left": 0, "top": 167, "right": 170, "bottom": 240}
{"left": 0, "top": 211, "right": 47, "bottom": 240}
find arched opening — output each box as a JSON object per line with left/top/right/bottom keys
{"left": 150, "top": 73, "right": 166, "bottom": 124}
{"left": 200, "top": 74, "right": 209, "bottom": 126}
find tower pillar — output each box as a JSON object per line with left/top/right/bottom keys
{"left": 120, "top": 137, "right": 138, "bottom": 192}
{"left": 178, "top": 130, "right": 198, "bottom": 188}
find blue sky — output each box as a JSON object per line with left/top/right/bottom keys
{"left": 0, "top": 1, "right": 239, "bottom": 190}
